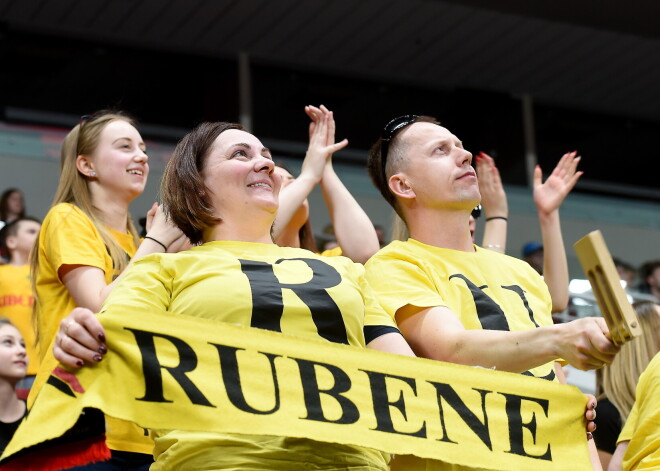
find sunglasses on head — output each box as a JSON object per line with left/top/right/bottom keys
{"left": 379, "top": 114, "right": 419, "bottom": 176}
{"left": 77, "top": 113, "right": 100, "bottom": 154}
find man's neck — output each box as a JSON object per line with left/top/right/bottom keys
{"left": 405, "top": 207, "right": 474, "bottom": 252}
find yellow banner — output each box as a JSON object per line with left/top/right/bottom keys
{"left": 3, "top": 309, "right": 591, "bottom": 470}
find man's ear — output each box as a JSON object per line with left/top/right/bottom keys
{"left": 76, "top": 154, "right": 95, "bottom": 177}
{"left": 388, "top": 173, "right": 416, "bottom": 200}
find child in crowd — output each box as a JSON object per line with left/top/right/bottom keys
{"left": 0, "top": 218, "right": 40, "bottom": 389}
{"left": 0, "top": 189, "right": 27, "bottom": 263}
{"left": 0, "top": 189, "right": 25, "bottom": 230}
{"left": 0, "top": 318, "right": 28, "bottom": 456}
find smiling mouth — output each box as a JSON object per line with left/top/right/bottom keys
{"left": 248, "top": 182, "right": 272, "bottom": 190}
{"left": 127, "top": 169, "right": 144, "bottom": 176}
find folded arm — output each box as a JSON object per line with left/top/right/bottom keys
{"left": 396, "top": 304, "right": 619, "bottom": 372}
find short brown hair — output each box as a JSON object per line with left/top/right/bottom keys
{"left": 161, "top": 122, "right": 244, "bottom": 244}
{"left": 0, "top": 217, "right": 40, "bottom": 254}
{"left": 367, "top": 115, "right": 440, "bottom": 219}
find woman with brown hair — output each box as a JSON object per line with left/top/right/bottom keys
{"left": 50, "top": 120, "right": 413, "bottom": 470}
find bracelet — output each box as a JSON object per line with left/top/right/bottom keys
{"left": 485, "top": 244, "right": 503, "bottom": 249}
{"left": 486, "top": 216, "right": 508, "bottom": 222}
{"left": 144, "top": 236, "right": 168, "bottom": 251}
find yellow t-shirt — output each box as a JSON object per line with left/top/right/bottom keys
{"left": 34, "top": 203, "right": 136, "bottom": 356}
{"left": 32, "top": 202, "right": 152, "bottom": 455}
{"left": 365, "top": 239, "right": 556, "bottom": 471}
{"left": 617, "top": 352, "right": 660, "bottom": 471}
{"left": 321, "top": 246, "right": 343, "bottom": 257}
{"left": 101, "top": 240, "right": 395, "bottom": 470}
{"left": 0, "top": 264, "right": 39, "bottom": 375}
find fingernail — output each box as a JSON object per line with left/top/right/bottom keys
{"left": 591, "top": 402, "right": 596, "bottom": 409}
{"left": 586, "top": 432, "right": 593, "bottom": 440}
{"left": 98, "top": 345, "right": 107, "bottom": 354}
{"left": 98, "top": 333, "right": 106, "bottom": 342}
{"left": 76, "top": 360, "right": 84, "bottom": 367}
{"left": 93, "top": 354, "right": 103, "bottom": 362}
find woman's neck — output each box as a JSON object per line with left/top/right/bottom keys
{"left": 5, "top": 214, "right": 19, "bottom": 224}
{"left": 90, "top": 192, "right": 130, "bottom": 233}
{"left": 204, "top": 217, "right": 276, "bottom": 245}
{"left": 0, "top": 380, "right": 24, "bottom": 423}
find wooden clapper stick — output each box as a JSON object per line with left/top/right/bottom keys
{"left": 574, "top": 230, "right": 642, "bottom": 346}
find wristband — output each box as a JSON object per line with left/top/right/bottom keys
{"left": 486, "top": 216, "right": 508, "bottom": 222}
{"left": 144, "top": 236, "right": 168, "bottom": 251}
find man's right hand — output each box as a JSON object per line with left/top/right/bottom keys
{"left": 555, "top": 317, "right": 619, "bottom": 370}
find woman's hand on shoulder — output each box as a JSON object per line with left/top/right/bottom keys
{"left": 145, "top": 203, "right": 186, "bottom": 250}
{"left": 53, "top": 307, "right": 107, "bottom": 368}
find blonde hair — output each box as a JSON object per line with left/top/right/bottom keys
{"left": 601, "top": 301, "right": 660, "bottom": 421}
{"left": 30, "top": 112, "right": 141, "bottom": 339}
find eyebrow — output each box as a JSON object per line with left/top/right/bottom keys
{"left": 232, "top": 143, "right": 272, "bottom": 157}
{"left": 428, "top": 137, "right": 464, "bottom": 149}
{"left": 113, "top": 137, "right": 147, "bottom": 149}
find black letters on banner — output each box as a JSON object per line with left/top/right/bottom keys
{"left": 428, "top": 382, "right": 493, "bottom": 450}
{"left": 294, "top": 358, "right": 360, "bottom": 424}
{"left": 239, "top": 258, "right": 349, "bottom": 344}
{"left": 211, "top": 344, "right": 282, "bottom": 415}
{"left": 501, "top": 392, "right": 552, "bottom": 461}
{"left": 127, "top": 328, "right": 215, "bottom": 407}
{"left": 362, "top": 370, "right": 427, "bottom": 438}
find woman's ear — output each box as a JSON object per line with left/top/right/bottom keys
{"left": 388, "top": 173, "right": 416, "bottom": 200}
{"left": 76, "top": 154, "right": 95, "bottom": 178}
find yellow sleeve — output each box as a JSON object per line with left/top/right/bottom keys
{"left": 619, "top": 353, "right": 660, "bottom": 470}
{"left": 618, "top": 400, "right": 637, "bottom": 444}
{"left": 41, "top": 203, "right": 109, "bottom": 275}
{"left": 365, "top": 254, "right": 446, "bottom": 322}
{"left": 359, "top": 269, "right": 397, "bottom": 330}
{"left": 100, "top": 254, "right": 173, "bottom": 315}
{"left": 320, "top": 246, "right": 343, "bottom": 257}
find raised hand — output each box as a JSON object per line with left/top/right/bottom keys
{"left": 475, "top": 152, "right": 507, "bottom": 219}
{"left": 533, "top": 151, "right": 583, "bottom": 216}
{"left": 302, "top": 105, "right": 348, "bottom": 178}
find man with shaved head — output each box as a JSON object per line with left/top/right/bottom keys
{"left": 365, "top": 115, "right": 617, "bottom": 470}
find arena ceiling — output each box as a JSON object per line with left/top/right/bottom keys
{"left": 2, "top": 0, "right": 660, "bottom": 122}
